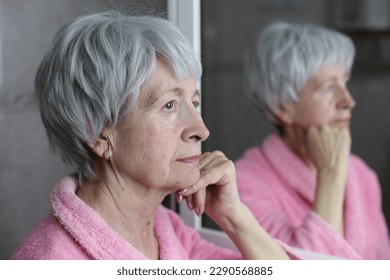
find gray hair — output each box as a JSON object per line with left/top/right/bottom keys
{"left": 36, "top": 10, "right": 201, "bottom": 181}
{"left": 244, "top": 21, "right": 355, "bottom": 125}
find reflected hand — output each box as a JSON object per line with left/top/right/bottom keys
{"left": 305, "top": 125, "right": 351, "bottom": 173}
{"left": 306, "top": 125, "right": 351, "bottom": 236}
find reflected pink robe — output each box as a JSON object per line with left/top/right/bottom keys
{"left": 235, "top": 133, "right": 390, "bottom": 259}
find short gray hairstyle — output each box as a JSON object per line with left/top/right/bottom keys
{"left": 244, "top": 21, "right": 355, "bottom": 125}
{"left": 36, "top": 10, "right": 201, "bottom": 181}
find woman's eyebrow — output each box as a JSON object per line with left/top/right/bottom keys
{"left": 145, "top": 87, "right": 200, "bottom": 108}
{"left": 163, "top": 87, "right": 200, "bottom": 98}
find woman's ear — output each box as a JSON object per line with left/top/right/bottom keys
{"left": 275, "top": 103, "right": 296, "bottom": 125}
{"left": 87, "top": 127, "right": 112, "bottom": 160}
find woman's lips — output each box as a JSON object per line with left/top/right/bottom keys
{"left": 334, "top": 119, "right": 351, "bottom": 127}
{"left": 336, "top": 119, "right": 350, "bottom": 123}
{"left": 177, "top": 155, "right": 200, "bottom": 164}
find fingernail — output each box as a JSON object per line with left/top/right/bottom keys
{"left": 176, "top": 194, "right": 183, "bottom": 204}
{"left": 187, "top": 201, "right": 193, "bottom": 210}
{"left": 179, "top": 188, "right": 188, "bottom": 195}
{"left": 195, "top": 207, "right": 201, "bottom": 217}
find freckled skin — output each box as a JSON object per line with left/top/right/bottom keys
{"left": 108, "top": 60, "right": 209, "bottom": 195}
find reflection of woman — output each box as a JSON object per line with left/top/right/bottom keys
{"left": 236, "top": 21, "right": 390, "bottom": 259}
{"left": 12, "top": 11, "right": 290, "bottom": 260}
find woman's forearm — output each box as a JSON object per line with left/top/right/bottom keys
{"left": 313, "top": 167, "right": 347, "bottom": 236}
{"left": 216, "top": 204, "right": 290, "bottom": 260}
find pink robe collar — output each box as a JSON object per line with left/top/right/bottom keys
{"left": 50, "top": 176, "right": 188, "bottom": 260}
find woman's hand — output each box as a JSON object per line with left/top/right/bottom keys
{"left": 176, "top": 151, "right": 242, "bottom": 223}
{"left": 305, "top": 125, "right": 351, "bottom": 174}
{"left": 176, "top": 151, "right": 289, "bottom": 259}
{"left": 305, "top": 125, "right": 351, "bottom": 236}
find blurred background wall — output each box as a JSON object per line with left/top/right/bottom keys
{"left": 1, "top": 0, "right": 390, "bottom": 259}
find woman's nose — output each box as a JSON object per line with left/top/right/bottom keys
{"left": 338, "top": 87, "right": 356, "bottom": 109}
{"left": 183, "top": 110, "right": 210, "bottom": 142}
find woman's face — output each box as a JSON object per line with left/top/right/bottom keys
{"left": 111, "top": 61, "right": 209, "bottom": 192}
{"left": 286, "top": 65, "right": 356, "bottom": 129}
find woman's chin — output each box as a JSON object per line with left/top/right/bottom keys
{"left": 170, "top": 169, "right": 201, "bottom": 191}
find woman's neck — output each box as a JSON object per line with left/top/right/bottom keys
{"left": 76, "top": 174, "right": 165, "bottom": 259}
{"left": 282, "top": 126, "right": 316, "bottom": 172}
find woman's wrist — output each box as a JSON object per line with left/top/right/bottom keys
{"left": 317, "top": 165, "right": 347, "bottom": 185}
{"left": 214, "top": 203, "right": 289, "bottom": 260}
{"left": 213, "top": 203, "right": 249, "bottom": 233}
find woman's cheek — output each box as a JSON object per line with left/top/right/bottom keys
{"left": 297, "top": 111, "right": 332, "bottom": 128}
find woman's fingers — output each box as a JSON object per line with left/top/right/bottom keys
{"left": 191, "top": 188, "right": 206, "bottom": 216}
{"left": 184, "top": 194, "right": 193, "bottom": 211}
{"left": 198, "top": 151, "right": 223, "bottom": 171}
{"left": 175, "top": 191, "right": 196, "bottom": 212}
{"left": 183, "top": 158, "right": 234, "bottom": 196}
{"left": 306, "top": 125, "right": 351, "bottom": 170}
{"left": 176, "top": 150, "right": 239, "bottom": 218}
{"left": 176, "top": 189, "right": 206, "bottom": 216}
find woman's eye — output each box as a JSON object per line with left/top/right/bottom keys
{"left": 324, "top": 84, "right": 335, "bottom": 92}
{"left": 164, "top": 101, "right": 174, "bottom": 110}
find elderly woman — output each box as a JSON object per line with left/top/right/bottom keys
{"left": 236, "top": 21, "right": 390, "bottom": 259}
{"left": 11, "top": 11, "right": 292, "bottom": 260}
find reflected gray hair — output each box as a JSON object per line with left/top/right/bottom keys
{"left": 36, "top": 10, "right": 201, "bottom": 181}
{"left": 244, "top": 21, "right": 355, "bottom": 125}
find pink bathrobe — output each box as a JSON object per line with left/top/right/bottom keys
{"left": 12, "top": 176, "right": 243, "bottom": 260}
{"left": 235, "top": 133, "right": 390, "bottom": 259}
